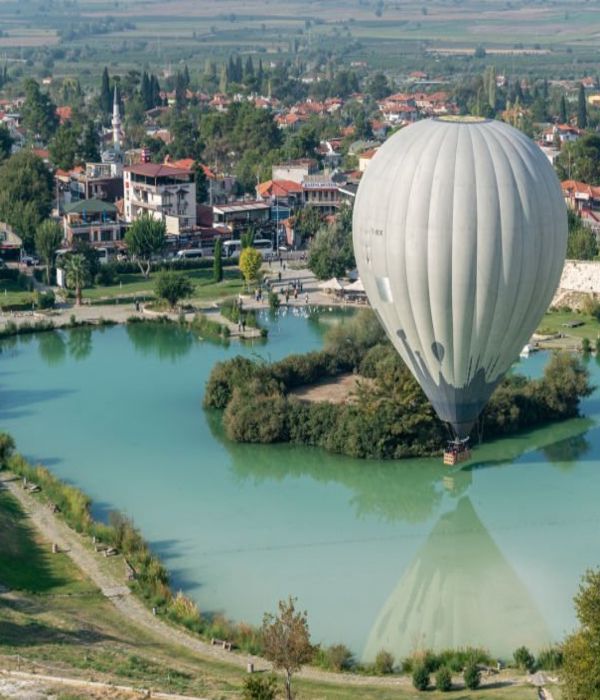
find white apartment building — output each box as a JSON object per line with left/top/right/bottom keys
{"left": 123, "top": 163, "right": 196, "bottom": 234}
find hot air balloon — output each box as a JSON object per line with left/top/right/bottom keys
{"left": 353, "top": 117, "right": 567, "bottom": 451}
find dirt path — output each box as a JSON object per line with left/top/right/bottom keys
{"left": 0, "top": 476, "right": 525, "bottom": 692}
{"left": 0, "top": 669, "right": 207, "bottom": 700}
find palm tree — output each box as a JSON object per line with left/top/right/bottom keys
{"left": 64, "top": 253, "right": 90, "bottom": 306}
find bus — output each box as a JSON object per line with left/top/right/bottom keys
{"left": 222, "top": 238, "right": 273, "bottom": 259}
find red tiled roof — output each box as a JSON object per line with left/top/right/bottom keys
{"left": 56, "top": 106, "right": 72, "bottom": 123}
{"left": 257, "top": 179, "right": 303, "bottom": 197}
{"left": 562, "top": 180, "right": 600, "bottom": 198}
{"left": 359, "top": 148, "right": 378, "bottom": 159}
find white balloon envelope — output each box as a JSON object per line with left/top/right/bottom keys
{"left": 353, "top": 117, "right": 567, "bottom": 438}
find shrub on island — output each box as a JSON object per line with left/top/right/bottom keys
{"left": 205, "top": 311, "right": 593, "bottom": 459}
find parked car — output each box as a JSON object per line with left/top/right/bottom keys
{"left": 21, "top": 255, "right": 39, "bottom": 267}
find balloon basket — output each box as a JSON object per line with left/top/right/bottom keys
{"left": 443, "top": 439, "right": 471, "bottom": 466}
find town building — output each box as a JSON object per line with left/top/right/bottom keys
{"left": 272, "top": 159, "right": 318, "bottom": 184}
{"left": 0, "top": 223, "right": 23, "bottom": 261}
{"left": 62, "top": 199, "right": 123, "bottom": 246}
{"left": 256, "top": 179, "right": 303, "bottom": 221}
{"left": 562, "top": 180, "right": 600, "bottom": 235}
{"left": 67, "top": 162, "right": 124, "bottom": 203}
{"left": 302, "top": 173, "right": 341, "bottom": 214}
{"left": 123, "top": 163, "right": 196, "bottom": 234}
{"left": 358, "top": 148, "right": 378, "bottom": 173}
{"left": 542, "top": 124, "right": 582, "bottom": 147}
{"left": 212, "top": 201, "right": 271, "bottom": 231}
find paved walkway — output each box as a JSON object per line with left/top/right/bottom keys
{"left": 0, "top": 263, "right": 359, "bottom": 335}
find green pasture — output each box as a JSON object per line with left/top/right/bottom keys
{"left": 82, "top": 267, "right": 246, "bottom": 303}
{"left": 537, "top": 310, "right": 600, "bottom": 340}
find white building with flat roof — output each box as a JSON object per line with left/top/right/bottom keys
{"left": 124, "top": 163, "right": 196, "bottom": 234}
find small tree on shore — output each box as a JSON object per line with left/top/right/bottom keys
{"left": 154, "top": 270, "right": 194, "bottom": 309}
{"left": 213, "top": 237, "right": 223, "bottom": 282}
{"left": 261, "top": 596, "right": 314, "bottom": 700}
{"left": 463, "top": 663, "right": 480, "bottom": 690}
{"left": 239, "top": 247, "right": 262, "bottom": 290}
{"left": 64, "top": 253, "right": 90, "bottom": 306}
{"left": 35, "top": 219, "right": 63, "bottom": 285}
{"left": 0, "top": 432, "right": 15, "bottom": 467}
{"left": 412, "top": 664, "right": 430, "bottom": 691}
{"left": 124, "top": 214, "right": 166, "bottom": 278}
{"left": 563, "top": 568, "right": 600, "bottom": 700}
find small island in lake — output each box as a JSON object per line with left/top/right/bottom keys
{"left": 204, "top": 311, "right": 593, "bottom": 460}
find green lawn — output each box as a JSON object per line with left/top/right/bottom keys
{"left": 83, "top": 267, "right": 245, "bottom": 303}
{"left": 537, "top": 310, "right": 600, "bottom": 340}
{"left": 0, "top": 489, "right": 97, "bottom": 596}
{"left": 0, "top": 278, "right": 34, "bottom": 308}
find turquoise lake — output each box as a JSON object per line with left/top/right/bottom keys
{"left": 1, "top": 309, "right": 600, "bottom": 661}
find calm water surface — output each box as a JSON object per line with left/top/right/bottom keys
{"left": 1, "top": 311, "right": 600, "bottom": 660}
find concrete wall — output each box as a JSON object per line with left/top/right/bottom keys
{"left": 556, "top": 260, "right": 600, "bottom": 294}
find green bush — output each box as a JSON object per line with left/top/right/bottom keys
{"left": 374, "top": 650, "right": 395, "bottom": 674}
{"left": 35, "top": 289, "right": 55, "bottom": 309}
{"left": 582, "top": 337, "right": 591, "bottom": 353}
{"left": 435, "top": 666, "right": 452, "bottom": 691}
{"left": 412, "top": 665, "right": 430, "bottom": 691}
{"left": 322, "top": 644, "right": 354, "bottom": 671}
{"left": 463, "top": 663, "right": 480, "bottom": 689}
{"left": 435, "top": 647, "right": 492, "bottom": 673}
{"left": 243, "top": 673, "right": 277, "bottom": 700}
{"left": 536, "top": 646, "right": 563, "bottom": 670}
{"left": 268, "top": 290, "right": 280, "bottom": 310}
{"left": 0, "top": 432, "right": 15, "bottom": 467}
{"left": 95, "top": 265, "right": 119, "bottom": 286}
{"left": 513, "top": 645, "right": 535, "bottom": 671}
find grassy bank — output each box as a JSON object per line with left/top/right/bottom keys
{"left": 83, "top": 267, "right": 245, "bottom": 303}
{"left": 537, "top": 309, "right": 599, "bottom": 341}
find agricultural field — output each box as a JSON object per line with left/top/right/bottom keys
{"left": 1, "top": 0, "right": 600, "bottom": 83}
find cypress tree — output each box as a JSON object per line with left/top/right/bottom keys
{"left": 174, "top": 72, "right": 187, "bottom": 112}
{"left": 141, "top": 71, "right": 151, "bottom": 109}
{"left": 244, "top": 55, "right": 254, "bottom": 81}
{"left": 219, "top": 63, "right": 228, "bottom": 93}
{"left": 235, "top": 55, "right": 243, "bottom": 83}
{"left": 100, "top": 67, "right": 111, "bottom": 115}
{"left": 559, "top": 94, "right": 568, "bottom": 124}
{"left": 227, "top": 56, "right": 235, "bottom": 83}
{"left": 213, "top": 237, "right": 223, "bottom": 282}
{"left": 257, "top": 59, "right": 264, "bottom": 91}
{"left": 183, "top": 64, "right": 190, "bottom": 88}
{"left": 515, "top": 79, "right": 524, "bottom": 102}
{"left": 150, "top": 74, "right": 161, "bottom": 107}
{"left": 578, "top": 83, "right": 588, "bottom": 129}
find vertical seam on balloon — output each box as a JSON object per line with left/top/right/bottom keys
{"left": 488, "top": 124, "right": 548, "bottom": 367}
{"left": 459, "top": 124, "right": 477, "bottom": 389}
{"left": 471, "top": 126, "right": 503, "bottom": 382}
{"left": 386, "top": 124, "right": 433, "bottom": 375}
{"left": 401, "top": 125, "right": 446, "bottom": 379}
{"left": 484, "top": 124, "right": 526, "bottom": 376}
{"left": 510, "top": 134, "right": 566, "bottom": 355}
{"left": 421, "top": 124, "right": 451, "bottom": 384}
